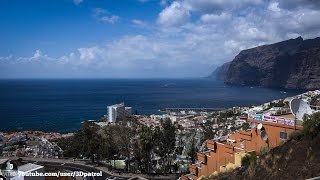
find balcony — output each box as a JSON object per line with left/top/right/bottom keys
{"left": 206, "top": 140, "right": 216, "bottom": 152}
{"left": 189, "top": 164, "right": 198, "bottom": 176}
{"left": 197, "top": 152, "right": 207, "bottom": 164}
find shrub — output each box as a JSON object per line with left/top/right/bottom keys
{"left": 242, "top": 122, "right": 250, "bottom": 131}
{"left": 303, "top": 112, "right": 320, "bottom": 139}
{"left": 288, "top": 130, "right": 303, "bottom": 141}
{"left": 241, "top": 151, "right": 257, "bottom": 168}
{"left": 260, "top": 147, "right": 270, "bottom": 155}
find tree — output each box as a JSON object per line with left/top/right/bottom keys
{"left": 106, "top": 123, "right": 135, "bottom": 172}
{"left": 303, "top": 112, "right": 320, "bottom": 139}
{"left": 241, "top": 151, "right": 257, "bottom": 168}
{"left": 187, "top": 133, "right": 198, "bottom": 164}
{"left": 154, "top": 118, "right": 176, "bottom": 172}
{"left": 138, "top": 126, "right": 154, "bottom": 173}
{"left": 201, "top": 120, "right": 215, "bottom": 143}
{"left": 230, "top": 126, "right": 237, "bottom": 131}
{"left": 242, "top": 122, "right": 250, "bottom": 130}
{"left": 225, "top": 110, "right": 235, "bottom": 118}
{"left": 78, "top": 121, "right": 109, "bottom": 163}
{"left": 57, "top": 137, "right": 79, "bottom": 158}
{"left": 274, "top": 100, "right": 285, "bottom": 107}
{"left": 132, "top": 139, "right": 143, "bottom": 173}
{"left": 58, "top": 121, "right": 117, "bottom": 163}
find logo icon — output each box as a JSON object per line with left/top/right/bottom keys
{"left": 0, "top": 160, "right": 18, "bottom": 178}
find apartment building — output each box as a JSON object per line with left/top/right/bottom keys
{"left": 107, "top": 103, "right": 132, "bottom": 123}
{"left": 182, "top": 112, "right": 302, "bottom": 180}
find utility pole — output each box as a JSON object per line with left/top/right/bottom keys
{"left": 294, "top": 113, "right": 297, "bottom": 131}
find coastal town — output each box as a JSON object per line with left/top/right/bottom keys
{"left": 2, "top": 0, "right": 320, "bottom": 179}
{"left": 1, "top": 89, "right": 320, "bottom": 179}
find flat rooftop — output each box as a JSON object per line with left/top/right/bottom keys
{"left": 0, "top": 159, "right": 8, "bottom": 164}
{"left": 274, "top": 114, "right": 295, "bottom": 119}
{"left": 18, "top": 163, "right": 43, "bottom": 172}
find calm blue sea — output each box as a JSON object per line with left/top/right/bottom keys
{"left": 0, "top": 79, "right": 303, "bottom": 132}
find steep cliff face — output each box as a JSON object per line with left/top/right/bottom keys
{"left": 208, "top": 62, "right": 230, "bottom": 80}
{"left": 223, "top": 37, "right": 320, "bottom": 89}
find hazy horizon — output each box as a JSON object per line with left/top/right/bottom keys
{"left": 0, "top": 77, "right": 210, "bottom": 80}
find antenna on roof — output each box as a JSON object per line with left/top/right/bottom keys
{"left": 290, "top": 98, "right": 300, "bottom": 114}
{"left": 260, "top": 130, "right": 268, "bottom": 141}
{"left": 290, "top": 98, "right": 313, "bottom": 120}
{"left": 249, "top": 122, "right": 256, "bottom": 129}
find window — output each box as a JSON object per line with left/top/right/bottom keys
{"left": 280, "top": 132, "right": 288, "bottom": 140}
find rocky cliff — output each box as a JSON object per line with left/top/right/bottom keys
{"left": 208, "top": 62, "right": 231, "bottom": 80}
{"left": 213, "top": 37, "right": 320, "bottom": 89}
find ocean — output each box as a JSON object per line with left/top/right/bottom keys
{"left": 0, "top": 79, "right": 303, "bottom": 132}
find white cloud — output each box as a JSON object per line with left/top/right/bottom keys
{"left": 73, "top": 0, "right": 83, "bottom": 5}
{"left": 0, "top": 55, "right": 12, "bottom": 61}
{"left": 78, "top": 47, "right": 102, "bottom": 61}
{"left": 93, "top": 8, "right": 120, "bottom": 24}
{"left": 2, "top": 0, "right": 320, "bottom": 78}
{"left": 15, "top": 50, "right": 51, "bottom": 62}
{"left": 132, "top": 19, "right": 147, "bottom": 27}
{"left": 268, "top": 2, "right": 280, "bottom": 12}
{"left": 184, "top": 0, "right": 264, "bottom": 14}
{"left": 99, "top": 15, "right": 119, "bottom": 24}
{"left": 200, "top": 12, "right": 231, "bottom": 23}
{"left": 158, "top": 1, "right": 190, "bottom": 26}
{"left": 155, "top": 0, "right": 320, "bottom": 64}
{"left": 278, "top": 0, "right": 320, "bottom": 10}
{"left": 224, "top": 40, "right": 244, "bottom": 54}
{"left": 4, "top": 50, "right": 74, "bottom": 65}
{"left": 93, "top": 8, "right": 106, "bottom": 16}
{"left": 33, "top": 50, "right": 42, "bottom": 60}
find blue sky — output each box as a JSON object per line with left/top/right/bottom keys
{"left": 0, "top": 0, "right": 158, "bottom": 56}
{"left": 1, "top": 0, "right": 320, "bottom": 78}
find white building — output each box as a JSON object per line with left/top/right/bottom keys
{"left": 247, "top": 106, "right": 264, "bottom": 114}
{"left": 95, "top": 121, "right": 109, "bottom": 127}
{"left": 169, "top": 115, "right": 177, "bottom": 123}
{"left": 107, "top": 103, "right": 132, "bottom": 123}
{"left": 125, "top": 107, "right": 132, "bottom": 115}
{"left": 150, "top": 114, "right": 170, "bottom": 120}
{"left": 235, "top": 119, "right": 246, "bottom": 127}
{"left": 5, "top": 133, "right": 26, "bottom": 146}
{"left": 11, "top": 163, "right": 45, "bottom": 180}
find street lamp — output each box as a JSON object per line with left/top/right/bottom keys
{"left": 113, "top": 155, "right": 118, "bottom": 171}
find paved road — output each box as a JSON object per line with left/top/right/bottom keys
{"left": 1, "top": 157, "right": 172, "bottom": 180}
{"left": 20, "top": 160, "right": 130, "bottom": 180}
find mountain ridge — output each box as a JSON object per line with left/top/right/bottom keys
{"left": 210, "top": 37, "right": 320, "bottom": 89}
